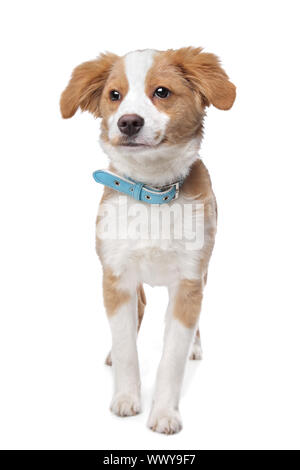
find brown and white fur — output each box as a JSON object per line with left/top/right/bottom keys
{"left": 60, "top": 47, "right": 235, "bottom": 434}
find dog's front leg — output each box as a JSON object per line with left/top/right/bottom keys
{"left": 103, "top": 269, "right": 141, "bottom": 417}
{"left": 148, "top": 279, "right": 203, "bottom": 434}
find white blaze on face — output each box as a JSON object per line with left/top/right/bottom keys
{"left": 108, "top": 50, "right": 170, "bottom": 146}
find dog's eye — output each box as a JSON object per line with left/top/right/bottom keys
{"left": 154, "top": 87, "right": 170, "bottom": 99}
{"left": 110, "top": 90, "right": 121, "bottom": 101}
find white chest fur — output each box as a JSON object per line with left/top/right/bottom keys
{"left": 96, "top": 191, "right": 215, "bottom": 289}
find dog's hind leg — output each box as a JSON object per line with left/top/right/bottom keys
{"left": 189, "top": 271, "right": 207, "bottom": 361}
{"left": 105, "top": 284, "right": 146, "bottom": 366}
{"left": 137, "top": 283, "right": 147, "bottom": 331}
{"left": 189, "top": 327, "right": 203, "bottom": 360}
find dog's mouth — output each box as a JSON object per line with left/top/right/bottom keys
{"left": 118, "top": 137, "right": 167, "bottom": 149}
{"left": 120, "top": 142, "right": 149, "bottom": 148}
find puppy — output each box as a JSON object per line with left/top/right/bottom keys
{"left": 60, "top": 47, "right": 235, "bottom": 434}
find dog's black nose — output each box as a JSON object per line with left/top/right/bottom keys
{"left": 117, "top": 114, "right": 144, "bottom": 137}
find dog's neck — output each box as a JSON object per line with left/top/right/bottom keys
{"left": 100, "top": 138, "right": 202, "bottom": 187}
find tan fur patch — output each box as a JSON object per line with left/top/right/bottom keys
{"left": 182, "top": 158, "right": 218, "bottom": 277}
{"left": 173, "top": 279, "right": 203, "bottom": 328}
{"left": 102, "top": 268, "right": 131, "bottom": 317}
{"left": 145, "top": 52, "right": 205, "bottom": 145}
{"left": 145, "top": 47, "right": 235, "bottom": 145}
{"left": 137, "top": 284, "right": 146, "bottom": 331}
{"left": 182, "top": 159, "right": 214, "bottom": 200}
{"left": 100, "top": 58, "right": 129, "bottom": 143}
{"left": 161, "top": 47, "right": 236, "bottom": 110}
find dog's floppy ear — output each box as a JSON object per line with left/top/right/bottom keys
{"left": 60, "top": 52, "right": 119, "bottom": 119}
{"left": 173, "top": 47, "right": 236, "bottom": 110}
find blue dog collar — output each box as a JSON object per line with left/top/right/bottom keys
{"left": 93, "top": 169, "right": 181, "bottom": 204}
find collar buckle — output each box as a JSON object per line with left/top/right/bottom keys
{"left": 173, "top": 181, "right": 180, "bottom": 200}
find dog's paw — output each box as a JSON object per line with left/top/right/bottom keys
{"left": 105, "top": 351, "right": 112, "bottom": 366}
{"left": 147, "top": 408, "right": 182, "bottom": 434}
{"left": 110, "top": 393, "right": 141, "bottom": 417}
{"left": 189, "top": 343, "right": 203, "bottom": 360}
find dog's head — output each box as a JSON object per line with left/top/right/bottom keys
{"left": 61, "top": 47, "right": 235, "bottom": 158}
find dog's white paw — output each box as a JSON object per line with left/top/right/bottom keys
{"left": 147, "top": 408, "right": 182, "bottom": 434}
{"left": 189, "top": 343, "right": 203, "bottom": 360}
{"left": 110, "top": 393, "right": 141, "bottom": 417}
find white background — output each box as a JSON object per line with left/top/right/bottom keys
{"left": 0, "top": 0, "right": 299, "bottom": 450}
